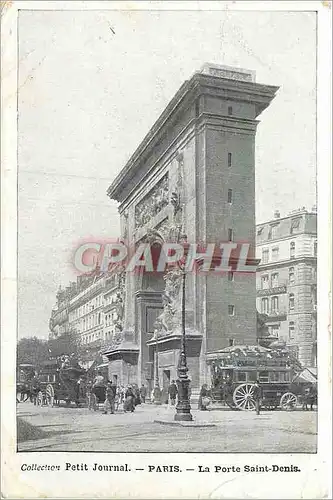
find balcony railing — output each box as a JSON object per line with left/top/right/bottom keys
{"left": 257, "top": 284, "right": 287, "bottom": 296}
{"left": 261, "top": 309, "right": 287, "bottom": 320}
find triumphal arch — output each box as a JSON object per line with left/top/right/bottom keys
{"left": 103, "top": 64, "right": 278, "bottom": 397}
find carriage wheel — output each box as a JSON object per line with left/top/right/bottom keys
{"left": 36, "top": 391, "right": 43, "bottom": 406}
{"left": 233, "top": 383, "right": 256, "bottom": 411}
{"left": 280, "top": 392, "right": 297, "bottom": 410}
{"left": 45, "top": 384, "right": 54, "bottom": 407}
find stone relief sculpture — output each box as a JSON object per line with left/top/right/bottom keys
{"left": 153, "top": 152, "right": 186, "bottom": 336}
{"left": 153, "top": 266, "right": 183, "bottom": 335}
{"left": 134, "top": 174, "right": 169, "bottom": 229}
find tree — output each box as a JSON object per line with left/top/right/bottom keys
{"left": 17, "top": 336, "right": 49, "bottom": 369}
{"left": 48, "top": 328, "right": 81, "bottom": 360}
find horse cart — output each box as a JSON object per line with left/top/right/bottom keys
{"left": 208, "top": 344, "right": 315, "bottom": 411}
{"left": 37, "top": 359, "right": 88, "bottom": 407}
{"left": 16, "top": 363, "right": 35, "bottom": 402}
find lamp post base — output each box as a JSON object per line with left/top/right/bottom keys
{"left": 174, "top": 378, "right": 193, "bottom": 421}
{"left": 153, "top": 386, "right": 162, "bottom": 405}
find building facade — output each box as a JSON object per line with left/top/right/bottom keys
{"left": 103, "top": 64, "right": 278, "bottom": 395}
{"left": 49, "top": 268, "right": 122, "bottom": 370}
{"left": 256, "top": 208, "right": 317, "bottom": 369}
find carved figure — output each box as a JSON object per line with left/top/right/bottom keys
{"left": 135, "top": 175, "right": 169, "bottom": 229}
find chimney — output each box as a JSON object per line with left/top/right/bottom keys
{"left": 274, "top": 210, "right": 280, "bottom": 219}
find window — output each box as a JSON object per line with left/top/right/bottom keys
{"left": 228, "top": 228, "right": 233, "bottom": 241}
{"left": 314, "top": 240, "right": 317, "bottom": 256}
{"left": 290, "top": 218, "right": 301, "bottom": 234}
{"left": 271, "top": 324, "right": 280, "bottom": 336}
{"left": 248, "top": 371, "right": 257, "bottom": 382}
{"left": 227, "top": 189, "right": 233, "bottom": 204}
{"left": 228, "top": 106, "right": 233, "bottom": 116}
{"left": 228, "top": 271, "right": 234, "bottom": 282}
{"left": 229, "top": 338, "right": 234, "bottom": 346}
{"left": 267, "top": 224, "right": 279, "bottom": 240}
{"left": 290, "top": 241, "right": 295, "bottom": 258}
{"left": 272, "top": 247, "right": 279, "bottom": 261}
{"left": 257, "top": 226, "right": 264, "bottom": 237}
{"left": 271, "top": 273, "right": 279, "bottom": 287}
{"left": 228, "top": 152, "right": 232, "bottom": 167}
{"left": 259, "top": 371, "right": 269, "bottom": 383}
{"left": 270, "top": 372, "right": 280, "bottom": 382}
{"left": 289, "top": 267, "right": 295, "bottom": 284}
{"left": 271, "top": 296, "right": 279, "bottom": 313}
{"left": 98, "top": 313, "right": 101, "bottom": 324}
{"left": 289, "top": 293, "right": 295, "bottom": 311}
{"left": 228, "top": 305, "right": 235, "bottom": 316}
{"left": 280, "top": 371, "right": 291, "bottom": 382}
{"left": 237, "top": 372, "right": 247, "bottom": 382}
{"left": 262, "top": 248, "right": 269, "bottom": 264}
{"left": 261, "top": 275, "right": 269, "bottom": 289}
{"left": 289, "top": 321, "right": 295, "bottom": 340}
{"left": 261, "top": 297, "right": 269, "bottom": 314}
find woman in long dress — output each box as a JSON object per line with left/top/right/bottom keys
{"left": 123, "top": 385, "right": 135, "bottom": 412}
{"left": 198, "top": 384, "right": 211, "bottom": 411}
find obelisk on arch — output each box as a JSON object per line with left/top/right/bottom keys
{"left": 104, "top": 64, "right": 278, "bottom": 396}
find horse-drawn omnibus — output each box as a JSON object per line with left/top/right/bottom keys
{"left": 37, "top": 358, "right": 87, "bottom": 407}
{"left": 207, "top": 344, "right": 316, "bottom": 411}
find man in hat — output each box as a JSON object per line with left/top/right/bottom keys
{"left": 103, "top": 382, "right": 116, "bottom": 415}
{"left": 252, "top": 380, "right": 262, "bottom": 415}
{"left": 168, "top": 380, "right": 178, "bottom": 406}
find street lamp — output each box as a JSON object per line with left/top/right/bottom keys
{"left": 153, "top": 329, "right": 162, "bottom": 405}
{"left": 174, "top": 260, "right": 193, "bottom": 421}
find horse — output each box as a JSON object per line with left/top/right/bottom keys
{"left": 16, "top": 383, "right": 32, "bottom": 403}
{"left": 302, "top": 385, "right": 317, "bottom": 411}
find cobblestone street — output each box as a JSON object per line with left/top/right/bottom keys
{"left": 17, "top": 402, "right": 317, "bottom": 453}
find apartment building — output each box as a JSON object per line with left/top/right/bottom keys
{"left": 256, "top": 208, "right": 317, "bottom": 368}
{"left": 49, "top": 267, "right": 121, "bottom": 368}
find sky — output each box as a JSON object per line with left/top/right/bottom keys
{"left": 17, "top": 9, "right": 317, "bottom": 339}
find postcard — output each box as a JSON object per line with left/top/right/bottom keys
{"left": 1, "top": 1, "right": 331, "bottom": 498}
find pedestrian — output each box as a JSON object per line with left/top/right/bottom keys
{"left": 103, "top": 382, "right": 116, "bottom": 415}
{"left": 86, "top": 379, "right": 93, "bottom": 410}
{"left": 30, "top": 372, "right": 41, "bottom": 406}
{"left": 93, "top": 371, "right": 104, "bottom": 388}
{"left": 198, "top": 383, "right": 211, "bottom": 411}
{"left": 115, "top": 385, "right": 122, "bottom": 410}
{"left": 133, "top": 384, "right": 141, "bottom": 406}
{"left": 124, "top": 385, "right": 135, "bottom": 412}
{"left": 139, "top": 383, "right": 147, "bottom": 403}
{"left": 252, "top": 379, "right": 262, "bottom": 415}
{"left": 76, "top": 376, "right": 85, "bottom": 401}
{"left": 168, "top": 380, "right": 178, "bottom": 406}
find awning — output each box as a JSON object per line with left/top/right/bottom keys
{"left": 81, "top": 360, "right": 94, "bottom": 370}
{"left": 96, "top": 363, "right": 108, "bottom": 369}
{"left": 293, "top": 368, "right": 317, "bottom": 384}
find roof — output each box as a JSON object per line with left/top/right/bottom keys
{"left": 107, "top": 67, "right": 278, "bottom": 203}
{"left": 208, "top": 345, "right": 270, "bottom": 356}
